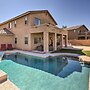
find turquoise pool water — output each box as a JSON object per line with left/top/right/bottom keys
{"left": 3, "top": 53, "right": 83, "bottom": 78}
{"left": 0, "top": 53, "right": 90, "bottom": 90}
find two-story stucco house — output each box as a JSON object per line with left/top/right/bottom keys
{"left": 0, "top": 10, "right": 68, "bottom": 52}
{"left": 63, "top": 25, "right": 90, "bottom": 40}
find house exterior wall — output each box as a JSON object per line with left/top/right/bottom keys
{"left": 0, "top": 11, "right": 68, "bottom": 51}
{"left": 68, "top": 30, "right": 78, "bottom": 40}
{"left": 68, "top": 26, "right": 90, "bottom": 46}
{"left": 0, "top": 35, "right": 14, "bottom": 49}
{"left": 30, "top": 12, "right": 56, "bottom": 26}
{"left": 68, "top": 26, "right": 88, "bottom": 40}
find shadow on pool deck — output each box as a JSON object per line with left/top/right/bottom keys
{"left": 0, "top": 60, "right": 89, "bottom": 90}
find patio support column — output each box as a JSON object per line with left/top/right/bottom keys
{"left": 55, "top": 33, "right": 57, "bottom": 51}
{"left": 65, "top": 35, "right": 68, "bottom": 47}
{"left": 43, "top": 32, "right": 49, "bottom": 52}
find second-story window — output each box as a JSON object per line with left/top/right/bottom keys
{"left": 34, "top": 18, "right": 41, "bottom": 26}
{"left": 8, "top": 22, "right": 12, "bottom": 29}
{"left": 14, "top": 21, "right": 17, "bottom": 27}
{"left": 24, "top": 16, "right": 28, "bottom": 25}
{"left": 78, "top": 30, "right": 80, "bottom": 34}
{"left": 74, "top": 30, "right": 76, "bottom": 33}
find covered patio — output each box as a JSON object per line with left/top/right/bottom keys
{"left": 0, "top": 28, "right": 14, "bottom": 51}
{"left": 30, "top": 24, "right": 68, "bottom": 52}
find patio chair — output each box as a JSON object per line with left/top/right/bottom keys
{"left": 7, "top": 44, "right": 13, "bottom": 50}
{"left": 36, "top": 45, "right": 43, "bottom": 51}
{"left": 1, "top": 44, "right": 6, "bottom": 51}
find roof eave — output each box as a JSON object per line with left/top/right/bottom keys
{"left": 0, "top": 10, "right": 57, "bottom": 26}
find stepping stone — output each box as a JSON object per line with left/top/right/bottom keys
{"left": 0, "top": 70, "right": 7, "bottom": 83}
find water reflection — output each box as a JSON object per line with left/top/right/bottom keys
{"left": 3, "top": 53, "right": 82, "bottom": 78}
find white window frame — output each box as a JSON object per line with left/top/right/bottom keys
{"left": 15, "top": 38, "right": 17, "bottom": 44}
{"left": 74, "top": 30, "right": 76, "bottom": 33}
{"left": 24, "top": 16, "right": 28, "bottom": 25}
{"left": 14, "top": 21, "right": 17, "bottom": 27}
{"left": 24, "top": 37, "right": 28, "bottom": 44}
{"left": 8, "top": 22, "right": 12, "bottom": 29}
{"left": 34, "top": 18, "right": 41, "bottom": 26}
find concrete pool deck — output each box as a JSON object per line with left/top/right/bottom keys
{"left": 0, "top": 80, "right": 20, "bottom": 90}
{"left": 72, "top": 46, "right": 90, "bottom": 51}
{"left": 79, "top": 55, "right": 90, "bottom": 64}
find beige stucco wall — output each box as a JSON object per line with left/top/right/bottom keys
{"left": 30, "top": 12, "right": 56, "bottom": 26}
{"left": 0, "top": 35, "right": 14, "bottom": 49}
{"left": 0, "top": 12, "right": 68, "bottom": 51}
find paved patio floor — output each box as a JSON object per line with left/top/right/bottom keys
{"left": 72, "top": 46, "right": 90, "bottom": 51}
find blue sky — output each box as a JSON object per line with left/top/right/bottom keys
{"left": 0, "top": 0, "right": 90, "bottom": 29}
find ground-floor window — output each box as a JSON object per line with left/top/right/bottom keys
{"left": 15, "top": 38, "right": 17, "bottom": 44}
{"left": 34, "top": 37, "right": 42, "bottom": 44}
{"left": 78, "top": 37, "right": 85, "bottom": 40}
{"left": 25, "top": 37, "right": 28, "bottom": 44}
{"left": 38, "top": 37, "right": 42, "bottom": 43}
{"left": 87, "top": 37, "right": 90, "bottom": 39}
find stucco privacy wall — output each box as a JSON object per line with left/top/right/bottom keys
{"left": 0, "top": 35, "right": 14, "bottom": 48}
{"left": 69, "top": 40, "right": 90, "bottom": 46}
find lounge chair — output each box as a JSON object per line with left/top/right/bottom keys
{"left": 1, "top": 44, "right": 6, "bottom": 51}
{"left": 7, "top": 44, "right": 13, "bottom": 50}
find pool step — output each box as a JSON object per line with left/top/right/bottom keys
{"left": 0, "top": 70, "right": 7, "bottom": 83}
{"left": 0, "top": 80, "right": 20, "bottom": 90}
{"left": 0, "top": 70, "right": 20, "bottom": 90}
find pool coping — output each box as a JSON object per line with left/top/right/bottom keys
{"left": 4, "top": 50, "right": 81, "bottom": 58}
{"left": 4, "top": 50, "right": 90, "bottom": 63}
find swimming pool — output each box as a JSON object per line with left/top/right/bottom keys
{"left": 0, "top": 53, "right": 89, "bottom": 90}
{"left": 3, "top": 53, "right": 89, "bottom": 78}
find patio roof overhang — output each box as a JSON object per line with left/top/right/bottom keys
{"left": 30, "top": 24, "right": 67, "bottom": 35}
{"left": 0, "top": 28, "right": 14, "bottom": 36}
